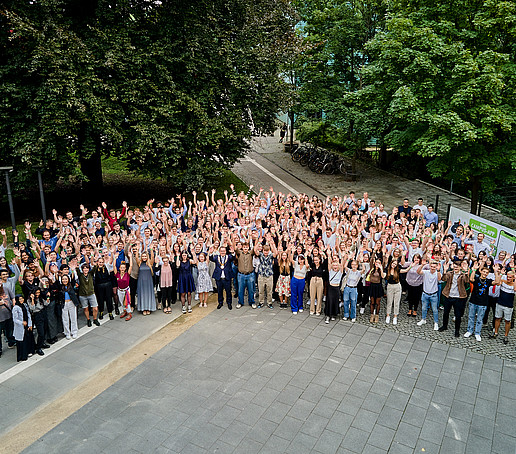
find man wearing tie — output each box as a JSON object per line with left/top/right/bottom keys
{"left": 210, "top": 246, "right": 234, "bottom": 310}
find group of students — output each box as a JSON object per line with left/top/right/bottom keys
{"left": 0, "top": 186, "right": 515, "bottom": 363}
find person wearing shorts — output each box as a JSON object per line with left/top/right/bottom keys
{"left": 78, "top": 264, "right": 100, "bottom": 327}
{"left": 490, "top": 271, "right": 516, "bottom": 345}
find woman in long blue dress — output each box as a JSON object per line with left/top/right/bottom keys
{"left": 176, "top": 251, "right": 196, "bottom": 314}
{"left": 137, "top": 250, "right": 156, "bottom": 315}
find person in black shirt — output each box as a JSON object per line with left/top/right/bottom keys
{"left": 465, "top": 262, "right": 500, "bottom": 341}
{"left": 93, "top": 257, "right": 114, "bottom": 320}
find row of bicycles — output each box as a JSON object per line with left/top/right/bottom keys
{"left": 290, "top": 144, "right": 356, "bottom": 177}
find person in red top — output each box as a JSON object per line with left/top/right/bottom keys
{"left": 114, "top": 256, "right": 133, "bottom": 321}
{"left": 101, "top": 201, "right": 128, "bottom": 230}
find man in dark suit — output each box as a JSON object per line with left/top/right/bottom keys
{"left": 210, "top": 246, "right": 234, "bottom": 310}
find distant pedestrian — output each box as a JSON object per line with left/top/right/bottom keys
{"left": 279, "top": 123, "right": 287, "bottom": 143}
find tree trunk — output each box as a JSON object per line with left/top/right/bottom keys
{"left": 79, "top": 131, "right": 103, "bottom": 195}
{"left": 289, "top": 110, "right": 294, "bottom": 150}
{"left": 470, "top": 175, "right": 480, "bottom": 214}
{"left": 379, "top": 142, "right": 388, "bottom": 169}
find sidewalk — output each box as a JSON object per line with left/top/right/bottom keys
{"left": 0, "top": 303, "right": 202, "bottom": 441}
{"left": 243, "top": 133, "right": 516, "bottom": 230}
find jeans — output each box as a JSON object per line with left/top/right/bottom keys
{"left": 421, "top": 292, "right": 439, "bottom": 323}
{"left": 192, "top": 266, "right": 199, "bottom": 294}
{"left": 343, "top": 286, "right": 358, "bottom": 319}
{"left": 467, "top": 303, "right": 487, "bottom": 336}
{"left": 238, "top": 273, "right": 255, "bottom": 305}
{"left": 232, "top": 263, "right": 239, "bottom": 295}
{"left": 290, "top": 277, "right": 305, "bottom": 312}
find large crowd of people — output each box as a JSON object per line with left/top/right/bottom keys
{"left": 0, "top": 185, "right": 515, "bottom": 363}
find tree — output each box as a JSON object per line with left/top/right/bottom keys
{"left": 293, "top": 0, "right": 387, "bottom": 156}
{"left": 0, "top": 0, "right": 296, "bottom": 194}
{"left": 355, "top": 0, "right": 516, "bottom": 212}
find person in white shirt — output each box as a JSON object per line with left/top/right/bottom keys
{"left": 376, "top": 203, "right": 388, "bottom": 218}
{"left": 465, "top": 232, "right": 492, "bottom": 256}
{"left": 416, "top": 259, "right": 442, "bottom": 330}
{"left": 413, "top": 198, "right": 428, "bottom": 215}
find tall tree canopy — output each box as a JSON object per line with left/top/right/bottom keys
{"left": 0, "top": 0, "right": 296, "bottom": 192}
{"left": 293, "top": 0, "right": 387, "bottom": 151}
{"left": 355, "top": 0, "right": 516, "bottom": 211}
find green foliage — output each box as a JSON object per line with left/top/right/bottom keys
{"left": 293, "top": 0, "right": 387, "bottom": 152}
{"left": 0, "top": 0, "right": 296, "bottom": 192}
{"left": 355, "top": 0, "right": 516, "bottom": 208}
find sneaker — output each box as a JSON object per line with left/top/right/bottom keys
{"left": 392, "top": 317, "right": 397, "bottom": 325}
{"left": 93, "top": 319, "right": 100, "bottom": 326}
{"left": 87, "top": 319, "right": 92, "bottom": 327}
{"left": 330, "top": 317, "right": 335, "bottom": 321}
{"left": 252, "top": 304, "right": 257, "bottom": 309}
{"left": 109, "top": 313, "right": 114, "bottom": 321}
{"left": 66, "top": 335, "right": 71, "bottom": 340}
{"left": 182, "top": 306, "right": 187, "bottom": 314}
{"left": 351, "top": 318, "right": 356, "bottom": 322}
{"left": 307, "top": 299, "right": 311, "bottom": 307}
{"left": 325, "top": 317, "right": 330, "bottom": 324}
{"left": 489, "top": 331, "right": 498, "bottom": 339}
{"left": 72, "top": 334, "right": 78, "bottom": 339}
{"left": 464, "top": 331, "right": 472, "bottom": 338}
{"left": 438, "top": 326, "right": 447, "bottom": 332}
{"left": 342, "top": 317, "right": 348, "bottom": 321}
{"left": 504, "top": 337, "right": 509, "bottom": 345}
{"left": 267, "top": 304, "right": 273, "bottom": 309}
{"left": 187, "top": 305, "right": 192, "bottom": 313}
{"left": 236, "top": 304, "right": 242, "bottom": 309}
{"left": 310, "top": 311, "right": 314, "bottom": 315}
{"left": 475, "top": 334, "right": 481, "bottom": 342}
{"left": 299, "top": 309, "right": 303, "bottom": 313}
{"left": 433, "top": 323, "right": 439, "bottom": 331}
{"left": 359, "top": 307, "right": 365, "bottom": 315}
{"left": 417, "top": 319, "right": 427, "bottom": 326}
{"left": 323, "top": 296, "right": 326, "bottom": 302}
{"left": 292, "top": 311, "right": 298, "bottom": 315}
{"left": 385, "top": 315, "right": 390, "bottom": 324}
{"left": 99, "top": 312, "right": 104, "bottom": 320}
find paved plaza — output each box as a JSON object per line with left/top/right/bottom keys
{"left": 22, "top": 305, "right": 516, "bottom": 454}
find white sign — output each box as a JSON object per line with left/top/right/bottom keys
{"left": 448, "top": 206, "right": 516, "bottom": 256}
